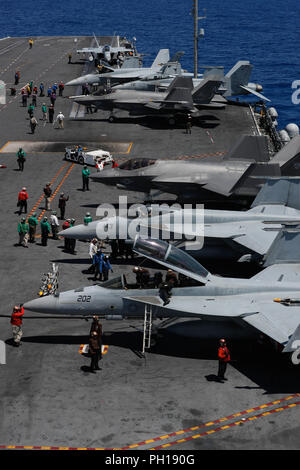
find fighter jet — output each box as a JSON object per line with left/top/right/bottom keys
{"left": 23, "top": 234, "right": 300, "bottom": 362}
{"left": 66, "top": 49, "right": 170, "bottom": 87}
{"left": 71, "top": 75, "right": 223, "bottom": 122}
{"left": 59, "top": 178, "right": 300, "bottom": 263}
{"left": 90, "top": 135, "right": 300, "bottom": 202}
{"left": 114, "top": 60, "right": 270, "bottom": 101}
{"left": 76, "top": 33, "right": 137, "bottom": 63}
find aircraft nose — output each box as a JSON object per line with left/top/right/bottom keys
{"left": 23, "top": 295, "right": 59, "bottom": 314}
{"left": 65, "top": 77, "right": 84, "bottom": 86}
{"left": 90, "top": 169, "right": 116, "bottom": 182}
{"left": 58, "top": 221, "right": 98, "bottom": 240}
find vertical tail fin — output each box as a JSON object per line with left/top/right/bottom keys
{"left": 225, "top": 60, "right": 253, "bottom": 95}
{"left": 151, "top": 49, "right": 170, "bottom": 69}
{"left": 223, "top": 135, "right": 270, "bottom": 162}
{"left": 192, "top": 76, "right": 222, "bottom": 104}
{"left": 164, "top": 76, "right": 193, "bottom": 104}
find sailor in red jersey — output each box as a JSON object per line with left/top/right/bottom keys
{"left": 217, "top": 338, "right": 231, "bottom": 382}
{"left": 11, "top": 305, "right": 24, "bottom": 346}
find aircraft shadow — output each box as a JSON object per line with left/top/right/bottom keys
{"left": 50, "top": 258, "right": 90, "bottom": 264}
{"left": 105, "top": 330, "right": 300, "bottom": 394}
{"left": 11, "top": 330, "right": 300, "bottom": 392}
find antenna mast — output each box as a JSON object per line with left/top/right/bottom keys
{"left": 193, "top": 0, "right": 206, "bottom": 78}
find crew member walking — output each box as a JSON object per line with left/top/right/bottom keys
{"left": 18, "top": 217, "right": 29, "bottom": 247}
{"left": 217, "top": 339, "right": 230, "bottom": 382}
{"left": 11, "top": 305, "right": 24, "bottom": 346}
{"left": 17, "top": 148, "right": 26, "bottom": 171}
{"left": 28, "top": 212, "right": 38, "bottom": 243}
{"left": 43, "top": 182, "right": 52, "bottom": 210}
{"left": 55, "top": 111, "right": 65, "bottom": 129}
{"left": 17, "top": 187, "right": 29, "bottom": 215}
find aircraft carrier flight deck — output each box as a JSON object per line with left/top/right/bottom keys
{"left": 0, "top": 36, "right": 298, "bottom": 452}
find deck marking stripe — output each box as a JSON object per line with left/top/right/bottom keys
{"left": 26, "top": 162, "right": 68, "bottom": 222}
{"left": 117, "top": 392, "right": 300, "bottom": 450}
{"left": 149, "top": 400, "right": 300, "bottom": 450}
{"left": 0, "top": 394, "right": 298, "bottom": 453}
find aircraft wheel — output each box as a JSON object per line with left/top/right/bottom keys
{"left": 108, "top": 115, "right": 116, "bottom": 123}
{"left": 78, "top": 156, "right": 84, "bottom": 165}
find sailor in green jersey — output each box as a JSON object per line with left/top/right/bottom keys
{"left": 18, "top": 217, "right": 29, "bottom": 247}
{"left": 40, "top": 217, "right": 51, "bottom": 246}
{"left": 28, "top": 212, "right": 38, "bottom": 243}
{"left": 17, "top": 148, "right": 26, "bottom": 171}
{"left": 82, "top": 165, "right": 90, "bottom": 191}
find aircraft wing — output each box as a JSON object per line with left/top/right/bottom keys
{"left": 240, "top": 85, "right": 271, "bottom": 102}
{"left": 152, "top": 162, "right": 252, "bottom": 197}
{"left": 123, "top": 292, "right": 300, "bottom": 349}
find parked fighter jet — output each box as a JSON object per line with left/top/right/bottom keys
{"left": 114, "top": 60, "right": 269, "bottom": 101}
{"left": 23, "top": 234, "right": 300, "bottom": 362}
{"left": 76, "top": 33, "right": 136, "bottom": 63}
{"left": 58, "top": 178, "right": 300, "bottom": 263}
{"left": 90, "top": 135, "right": 300, "bottom": 202}
{"left": 66, "top": 49, "right": 170, "bottom": 87}
{"left": 71, "top": 75, "right": 223, "bottom": 122}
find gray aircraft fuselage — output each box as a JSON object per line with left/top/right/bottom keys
{"left": 90, "top": 157, "right": 280, "bottom": 200}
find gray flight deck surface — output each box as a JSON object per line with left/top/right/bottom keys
{"left": 0, "top": 36, "right": 299, "bottom": 451}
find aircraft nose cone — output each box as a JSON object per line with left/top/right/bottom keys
{"left": 58, "top": 221, "right": 98, "bottom": 240}
{"left": 24, "top": 295, "right": 59, "bottom": 314}
{"left": 90, "top": 169, "right": 115, "bottom": 181}
{"left": 65, "top": 77, "right": 85, "bottom": 86}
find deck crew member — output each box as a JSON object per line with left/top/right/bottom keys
{"left": 18, "top": 217, "right": 29, "bottom": 247}
{"left": 17, "top": 148, "right": 26, "bottom": 171}
{"left": 217, "top": 339, "right": 231, "bottom": 382}
{"left": 17, "top": 187, "right": 29, "bottom": 215}
{"left": 50, "top": 210, "right": 59, "bottom": 240}
{"left": 28, "top": 212, "right": 38, "bottom": 243}
{"left": 11, "top": 305, "right": 24, "bottom": 346}
{"left": 89, "top": 331, "right": 102, "bottom": 372}
{"left": 43, "top": 182, "right": 52, "bottom": 210}
{"left": 40, "top": 217, "right": 51, "bottom": 246}
{"left": 82, "top": 165, "right": 90, "bottom": 191}
{"left": 58, "top": 192, "right": 69, "bottom": 220}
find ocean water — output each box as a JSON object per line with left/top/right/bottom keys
{"left": 0, "top": 0, "right": 299, "bottom": 129}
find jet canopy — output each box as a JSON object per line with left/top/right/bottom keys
{"left": 118, "top": 158, "right": 156, "bottom": 170}
{"left": 133, "top": 238, "right": 210, "bottom": 282}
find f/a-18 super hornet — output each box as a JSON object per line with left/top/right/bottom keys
{"left": 76, "top": 33, "right": 137, "bottom": 64}
{"left": 58, "top": 178, "right": 300, "bottom": 264}
{"left": 66, "top": 49, "right": 171, "bottom": 87}
{"left": 23, "top": 234, "right": 300, "bottom": 363}
{"left": 90, "top": 135, "right": 300, "bottom": 202}
{"left": 71, "top": 75, "right": 223, "bottom": 122}
{"left": 113, "top": 60, "right": 270, "bottom": 102}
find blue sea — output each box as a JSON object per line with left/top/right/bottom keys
{"left": 0, "top": 0, "right": 299, "bottom": 129}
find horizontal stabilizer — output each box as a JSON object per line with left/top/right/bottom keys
{"left": 252, "top": 263, "right": 300, "bottom": 282}
{"left": 251, "top": 178, "right": 300, "bottom": 210}
{"left": 223, "top": 134, "right": 270, "bottom": 162}
{"left": 240, "top": 85, "right": 271, "bottom": 102}
{"left": 271, "top": 136, "right": 300, "bottom": 172}
{"left": 283, "top": 324, "right": 300, "bottom": 352}
{"left": 263, "top": 226, "right": 300, "bottom": 266}
{"left": 242, "top": 311, "right": 288, "bottom": 345}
